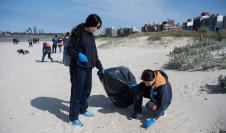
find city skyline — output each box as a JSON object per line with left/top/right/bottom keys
{"left": 0, "top": 0, "right": 226, "bottom": 33}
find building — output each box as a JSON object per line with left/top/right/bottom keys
{"left": 25, "top": 27, "right": 32, "bottom": 33}
{"left": 193, "top": 17, "right": 201, "bottom": 30}
{"left": 183, "top": 12, "right": 226, "bottom": 32}
{"left": 215, "top": 14, "right": 224, "bottom": 32}
{"left": 161, "top": 19, "right": 179, "bottom": 31}
{"left": 39, "top": 29, "right": 45, "bottom": 34}
{"left": 117, "top": 26, "right": 136, "bottom": 37}
{"left": 223, "top": 16, "right": 226, "bottom": 29}
{"left": 105, "top": 27, "right": 117, "bottom": 37}
{"left": 141, "top": 23, "right": 160, "bottom": 32}
{"left": 183, "top": 19, "right": 193, "bottom": 30}
{"left": 34, "top": 26, "right": 37, "bottom": 34}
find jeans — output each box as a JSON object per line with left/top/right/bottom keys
{"left": 69, "top": 67, "right": 92, "bottom": 120}
{"left": 42, "top": 53, "right": 53, "bottom": 62}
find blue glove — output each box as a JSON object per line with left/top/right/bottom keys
{"left": 128, "top": 83, "right": 137, "bottom": 89}
{"left": 78, "top": 52, "right": 88, "bottom": 62}
{"left": 101, "top": 69, "right": 105, "bottom": 75}
{"left": 97, "top": 69, "right": 105, "bottom": 76}
{"left": 144, "top": 118, "right": 156, "bottom": 128}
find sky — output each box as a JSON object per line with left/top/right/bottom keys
{"left": 0, "top": 0, "right": 226, "bottom": 33}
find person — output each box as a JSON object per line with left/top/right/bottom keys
{"left": 63, "top": 32, "right": 70, "bottom": 65}
{"left": 67, "top": 14, "right": 104, "bottom": 127}
{"left": 51, "top": 35, "right": 58, "bottom": 53}
{"left": 17, "top": 49, "right": 29, "bottom": 54}
{"left": 28, "top": 39, "right": 33, "bottom": 47}
{"left": 57, "top": 38, "right": 63, "bottom": 53}
{"left": 129, "top": 69, "right": 172, "bottom": 128}
{"left": 42, "top": 42, "right": 54, "bottom": 62}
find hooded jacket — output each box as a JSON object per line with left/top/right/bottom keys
{"left": 150, "top": 70, "right": 172, "bottom": 119}
{"left": 139, "top": 70, "right": 172, "bottom": 120}
{"left": 67, "top": 23, "right": 103, "bottom": 71}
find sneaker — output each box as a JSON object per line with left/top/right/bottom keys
{"left": 129, "top": 113, "right": 142, "bottom": 120}
{"left": 69, "top": 119, "right": 83, "bottom": 127}
{"left": 81, "top": 111, "right": 94, "bottom": 117}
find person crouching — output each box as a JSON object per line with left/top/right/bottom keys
{"left": 129, "top": 69, "right": 172, "bottom": 128}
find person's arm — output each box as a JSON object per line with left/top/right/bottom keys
{"left": 95, "top": 57, "right": 103, "bottom": 70}
{"left": 42, "top": 45, "right": 45, "bottom": 53}
{"left": 152, "top": 85, "right": 169, "bottom": 120}
{"left": 67, "top": 33, "right": 81, "bottom": 60}
{"left": 94, "top": 40, "right": 103, "bottom": 70}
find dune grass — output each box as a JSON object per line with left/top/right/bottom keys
{"left": 218, "top": 75, "right": 226, "bottom": 89}
{"left": 167, "top": 39, "right": 226, "bottom": 71}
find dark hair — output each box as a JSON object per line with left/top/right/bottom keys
{"left": 85, "top": 14, "right": 102, "bottom": 29}
{"left": 141, "top": 69, "right": 155, "bottom": 81}
{"left": 65, "top": 32, "right": 70, "bottom": 36}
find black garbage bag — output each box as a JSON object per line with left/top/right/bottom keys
{"left": 98, "top": 66, "right": 137, "bottom": 108}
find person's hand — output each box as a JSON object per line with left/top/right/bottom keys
{"left": 98, "top": 69, "right": 105, "bottom": 75}
{"left": 97, "top": 69, "right": 105, "bottom": 79}
{"left": 128, "top": 83, "right": 137, "bottom": 90}
{"left": 144, "top": 118, "right": 156, "bottom": 128}
{"left": 78, "top": 52, "right": 88, "bottom": 62}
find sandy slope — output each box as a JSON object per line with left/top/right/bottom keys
{"left": 0, "top": 37, "right": 225, "bottom": 133}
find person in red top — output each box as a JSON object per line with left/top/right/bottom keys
{"left": 41, "top": 42, "right": 54, "bottom": 62}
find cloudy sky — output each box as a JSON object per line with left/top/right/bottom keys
{"left": 0, "top": 0, "right": 226, "bottom": 33}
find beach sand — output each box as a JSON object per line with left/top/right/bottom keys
{"left": 0, "top": 37, "right": 226, "bottom": 133}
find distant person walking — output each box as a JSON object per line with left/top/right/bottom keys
{"left": 28, "top": 39, "right": 33, "bottom": 47}
{"left": 42, "top": 42, "right": 53, "bottom": 62}
{"left": 58, "top": 38, "right": 63, "bottom": 53}
{"left": 63, "top": 32, "right": 70, "bottom": 64}
{"left": 67, "top": 14, "right": 104, "bottom": 127}
{"left": 51, "top": 35, "right": 58, "bottom": 53}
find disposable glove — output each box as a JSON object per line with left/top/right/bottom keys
{"left": 78, "top": 52, "right": 88, "bottom": 62}
{"left": 98, "top": 69, "right": 105, "bottom": 76}
{"left": 144, "top": 118, "right": 156, "bottom": 128}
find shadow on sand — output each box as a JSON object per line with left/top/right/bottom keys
{"left": 30, "top": 95, "right": 149, "bottom": 126}
{"left": 30, "top": 97, "right": 69, "bottom": 123}
{"left": 88, "top": 94, "right": 151, "bottom": 127}
{"left": 35, "top": 59, "right": 63, "bottom": 64}
{"left": 202, "top": 84, "right": 226, "bottom": 94}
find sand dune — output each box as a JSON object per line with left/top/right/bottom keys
{"left": 0, "top": 37, "right": 225, "bottom": 133}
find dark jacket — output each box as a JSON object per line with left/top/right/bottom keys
{"left": 139, "top": 70, "right": 172, "bottom": 119}
{"left": 67, "top": 23, "right": 103, "bottom": 70}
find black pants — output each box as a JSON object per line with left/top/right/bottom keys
{"left": 42, "top": 53, "right": 53, "bottom": 62}
{"left": 69, "top": 67, "right": 92, "bottom": 120}
{"left": 52, "top": 44, "right": 57, "bottom": 53}
{"left": 133, "top": 86, "right": 151, "bottom": 114}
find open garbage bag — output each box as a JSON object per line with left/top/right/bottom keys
{"left": 98, "top": 66, "right": 137, "bottom": 108}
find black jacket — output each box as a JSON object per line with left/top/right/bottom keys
{"left": 67, "top": 24, "right": 103, "bottom": 70}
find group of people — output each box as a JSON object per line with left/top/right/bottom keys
{"left": 27, "top": 37, "right": 40, "bottom": 47}
{"left": 65, "top": 14, "right": 173, "bottom": 129}
{"left": 41, "top": 34, "right": 67, "bottom": 62}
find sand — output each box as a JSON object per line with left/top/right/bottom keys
{"left": 0, "top": 37, "right": 226, "bottom": 133}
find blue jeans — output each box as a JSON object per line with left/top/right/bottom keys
{"left": 69, "top": 67, "right": 92, "bottom": 120}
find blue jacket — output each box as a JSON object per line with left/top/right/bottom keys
{"left": 138, "top": 70, "right": 172, "bottom": 119}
